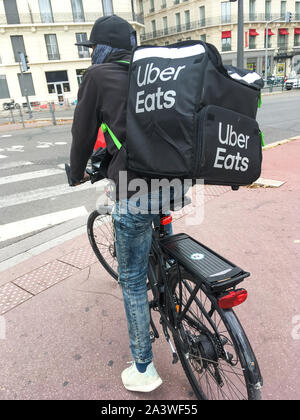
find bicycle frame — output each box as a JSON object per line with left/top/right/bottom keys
{"left": 147, "top": 214, "right": 263, "bottom": 389}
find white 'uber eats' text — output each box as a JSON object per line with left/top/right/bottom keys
{"left": 214, "top": 123, "right": 250, "bottom": 172}
{"left": 135, "top": 62, "right": 186, "bottom": 113}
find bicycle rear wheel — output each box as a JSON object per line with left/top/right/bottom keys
{"left": 87, "top": 209, "right": 118, "bottom": 280}
{"left": 168, "top": 269, "right": 262, "bottom": 400}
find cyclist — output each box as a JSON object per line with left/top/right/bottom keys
{"left": 69, "top": 14, "right": 167, "bottom": 393}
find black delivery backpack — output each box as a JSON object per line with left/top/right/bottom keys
{"left": 125, "top": 41, "right": 264, "bottom": 187}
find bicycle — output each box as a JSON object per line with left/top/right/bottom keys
{"left": 66, "top": 161, "right": 263, "bottom": 400}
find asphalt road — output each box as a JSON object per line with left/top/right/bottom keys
{"left": 0, "top": 89, "right": 299, "bottom": 262}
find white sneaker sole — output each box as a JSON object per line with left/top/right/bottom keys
{"left": 123, "top": 377, "right": 163, "bottom": 393}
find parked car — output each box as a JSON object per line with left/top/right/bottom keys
{"left": 284, "top": 76, "right": 300, "bottom": 90}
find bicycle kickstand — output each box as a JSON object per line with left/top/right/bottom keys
{"left": 160, "top": 318, "right": 178, "bottom": 364}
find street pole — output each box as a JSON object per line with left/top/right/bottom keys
{"left": 237, "top": 0, "right": 244, "bottom": 68}
{"left": 18, "top": 53, "right": 32, "bottom": 119}
{"left": 265, "top": 22, "right": 269, "bottom": 79}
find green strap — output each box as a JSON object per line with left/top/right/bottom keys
{"left": 115, "top": 60, "right": 130, "bottom": 65}
{"left": 260, "top": 130, "right": 265, "bottom": 147}
{"left": 101, "top": 122, "right": 122, "bottom": 150}
{"left": 258, "top": 92, "right": 262, "bottom": 108}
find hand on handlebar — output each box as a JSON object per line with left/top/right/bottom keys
{"left": 65, "top": 164, "right": 90, "bottom": 187}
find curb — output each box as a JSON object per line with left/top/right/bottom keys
{"left": 262, "top": 135, "right": 300, "bottom": 150}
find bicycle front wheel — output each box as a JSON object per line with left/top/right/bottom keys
{"left": 87, "top": 209, "right": 118, "bottom": 280}
{"left": 168, "top": 269, "right": 262, "bottom": 400}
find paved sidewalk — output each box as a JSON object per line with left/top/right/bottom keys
{"left": 0, "top": 139, "right": 299, "bottom": 400}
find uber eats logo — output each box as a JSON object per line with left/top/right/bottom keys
{"left": 214, "top": 123, "right": 250, "bottom": 172}
{"left": 135, "top": 62, "right": 186, "bottom": 113}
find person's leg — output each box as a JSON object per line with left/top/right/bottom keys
{"left": 112, "top": 201, "right": 154, "bottom": 365}
{"left": 112, "top": 201, "right": 162, "bottom": 392}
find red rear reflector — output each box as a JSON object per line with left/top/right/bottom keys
{"left": 160, "top": 215, "right": 173, "bottom": 225}
{"left": 218, "top": 289, "right": 248, "bottom": 309}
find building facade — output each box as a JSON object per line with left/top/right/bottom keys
{"left": 0, "top": 0, "right": 143, "bottom": 108}
{"left": 138, "top": 0, "right": 300, "bottom": 77}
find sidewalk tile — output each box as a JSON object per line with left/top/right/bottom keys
{"left": 58, "top": 247, "right": 98, "bottom": 270}
{"left": 0, "top": 282, "right": 33, "bottom": 315}
{"left": 12, "top": 260, "right": 79, "bottom": 295}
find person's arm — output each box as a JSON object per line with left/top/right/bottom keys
{"left": 70, "top": 68, "right": 101, "bottom": 184}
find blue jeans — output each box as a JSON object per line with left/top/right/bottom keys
{"left": 112, "top": 192, "right": 174, "bottom": 364}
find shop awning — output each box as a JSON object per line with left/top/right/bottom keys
{"left": 295, "top": 28, "right": 300, "bottom": 35}
{"left": 222, "top": 31, "right": 231, "bottom": 39}
{"left": 265, "top": 28, "right": 275, "bottom": 36}
{"left": 279, "top": 28, "right": 289, "bottom": 35}
{"left": 249, "top": 29, "right": 259, "bottom": 36}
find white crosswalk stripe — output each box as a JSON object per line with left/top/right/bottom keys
{"left": 0, "top": 181, "right": 95, "bottom": 209}
{"left": 0, "top": 168, "right": 63, "bottom": 186}
{"left": 0, "top": 207, "right": 88, "bottom": 242}
{"left": 0, "top": 160, "right": 103, "bottom": 245}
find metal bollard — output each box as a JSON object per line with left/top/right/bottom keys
{"left": 49, "top": 102, "right": 57, "bottom": 126}
{"left": 9, "top": 108, "right": 15, "bottom": 124}
{"left": 19, "top": 106, "right": 25, "bottom": 129}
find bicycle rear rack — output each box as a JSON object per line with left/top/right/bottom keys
{"left": 160, "top": 233, "right": 250, "bottom": 293}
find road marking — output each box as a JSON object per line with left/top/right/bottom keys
{"left": 0, "top": 155, "right": 7, "bottom": 159}
{"left": 0, "top": 135, "right": 12, "bottom": 138}
{"left": 0, "top": 161, "right": 33, "bottom": 170}
{"left": 0, "top": 207, "right": 88, "bottom": 242}
{"left": 0, "top": 182, "right": 96, "bottom": 209}
{"left": 0, "top": 168, "right": 64, "bottom": 186}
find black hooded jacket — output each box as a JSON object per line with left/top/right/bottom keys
{"left": 70, "top": 50, "right": 138, "bottom": 198}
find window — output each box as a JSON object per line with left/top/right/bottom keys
{"left": 278, "top": 29, "right": 289, "bottom": 48}
{"left": 45, "top": 71, "right": 70, "bottom": 93}
{"left": 163, "top": 16, "right": 168, "bottom": 35}
{"left": 265, "top": 0, "right": 271, "bottom": 21}
{"left": 264, "top": 29, "right": 273, "bottom": 47}
{"left": 151, "top": 20, "right": 157, "bottom": 37}
{"left": 45, "top": 34, "right": 60, "bottom": 60}
{"left": 102, "top": 0, "right": 113, "bottom": 16}
{"left": 39, "top": 0, "right": 53, "bottom": 23}
{"left": 200, "top": 34, "right": 206, "bottom": 42}
{"left": 162, "top": 0, "right": 167, "bottom": 9}
{"left": 199, "top": 6, "right": 205, "bottom": 27}
{"left": 249, "top": 0, "right": 256, "bottom": 21}
{"left": 71, "top": 0, "right": 85, "bottom": 22}
{"left": 10, "top": 36, "right": 26, "bottom": 63}
{"left": 76, "top": 69, "right": 86, "bottom": 86}
{"left": 222, "top": 32, "right": 231, "bottom": 51}
{"left": 221, "top": 2, "right": 231, "bottom": 24}
{"left": 76, "top": 33, "right": 90, "bottom": 58}
{"left": 3, "top": 0, "right": 20, "bottom": 24}
{"left": 150, "top": 0, "right": 155, "bottom": 13}
{"left": 17, "top": 73, "right": 35, "bottom": 96}
{"left": 176, "top": 13, "right": 181, "bottom": 32}
{"left": 138, "top": 0, "right": 144, "bottom": 14}
{"left": 249, "top": 36, "right": 256, "bottom": 49}
{"left": 280, "top": 1, "right": 286, "bottom": 18}
{"left": 296, "top": 2, "right": 300, "bottom": 20}
{"left": 0, "top": 75, "right": 10, "bottom": 99}
{"left": 184, "top": 10, "right": 190, "bottom": 30}
{"left": 295, "top": 32, "right": 300, "bottom": 47}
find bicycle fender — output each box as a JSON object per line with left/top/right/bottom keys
{"left": 220, "top": 309, "right": 263, "bottom": 389}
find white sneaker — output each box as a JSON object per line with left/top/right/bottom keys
{"left": 121, "top": 362, "right": 163, "bottom": 392}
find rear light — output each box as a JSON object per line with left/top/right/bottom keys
{"left": 160, "top": 215, "right": 173, "bottom": 225}
{"left": 218, "top": 289, "right": 248, "bottom": 309}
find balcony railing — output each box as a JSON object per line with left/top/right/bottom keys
{"left": 141, "top": 13, "right": 298, "bottom": 41}
{"left": 0, "top": 12, "right": 144, "bottom": 26}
